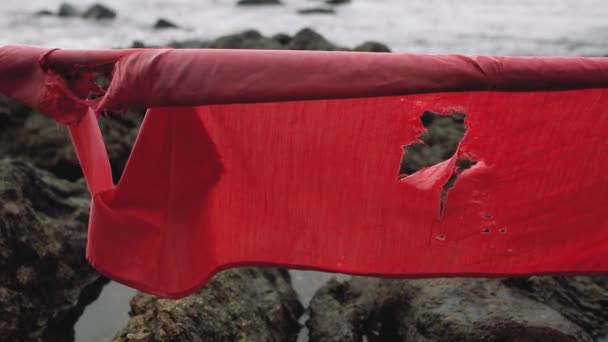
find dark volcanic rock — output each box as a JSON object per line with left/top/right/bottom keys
{"left": 58, "top": 3, "right": 80, "bottom": 17}
{"left": 297, "top": 7, "right": 336, "bottom": 15}
{"left": 154, "top": 18, "right": 178, "bottom": 30}
{"left": 0, "top": 98, "right": 142, "bottom": 183}
{"left": 354, "top": 41, "right": 391, "bottom": 53}
{"left": 209, "top": 29, "right": 284, "bottom": 50}
{"left": 113, "top": 268, "right": 304, "bottom": 342}
{"left": 307, "top": 277, "right": 606, "bottom": 342}
{"left": 82, "top": 3, "right": 117, "bottom": 20}
{"left": 288, "top": 28, "right": 343, "bottom": 51}
{"left": 0, "top": 158, "right": 105, "bottom": 342}
{"left": 237, "top": 0, "right": 282, "bottom": 6}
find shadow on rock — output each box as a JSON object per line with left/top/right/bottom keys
{"left": 0, "top": 158, "right": 107, "bottom": 341}
{"left": 307, "top": 277, "right": 608, "bottom": 342}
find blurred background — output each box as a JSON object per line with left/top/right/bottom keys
{"left": 1, "top": 1, "right": 608, "bottom": 342}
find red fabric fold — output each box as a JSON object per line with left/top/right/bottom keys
{"left": 1, "top": 45, "right": 607, "bottom": 298}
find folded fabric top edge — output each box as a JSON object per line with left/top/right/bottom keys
{"left": 1, "top": 44, "right": 608, "bottom": 124}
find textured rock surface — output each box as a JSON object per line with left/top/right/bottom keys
{"left": 0, "top": 158, "right": 105, "bottom": 341}
{"left": 307, "top": 277, "right": 607, "bottom": 342}
{"left": 114, "top": 268, "right": 304, "bottom": 342}
{"left": 0, "top": 103, "right": 142, "bottom": 183}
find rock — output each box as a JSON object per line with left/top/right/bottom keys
{"left": 237, "top": 0, "right": 282, "bottom": 5}
{"left": 153, "top": 18, "right": 178, "bottom": 30}
{"left": 307, "top": 277, "right": 606, "bottom": 341}
{"left": 503, "top": 276, "right": 608, "bottom": 338}
{"left": 0, "top": 97, "right": 143, "bottom": 183}
{"left": 354, "top": 41, "right": 391, "bottom": 53}
{"left": 297, "top": 7, "right": 336, "bottom": 15}
{"left": 272, "top": 33, "right": 292, "bottom": 45}
{"left": 82, "top": 3, "right": 117, "bottom": 20}
{"left": 34, "top": 9, "right": 54, "bottom": 16}
{"left": 0, "top": 95, "right": 30, "bottom": 130}
{"left": 209, "top": 29, "right": 284, "bottom": 50}
{"left": 113, "top": 268, "right": 304, "bottom": 341}
{"left": 58, "top": 3, "right": 80, "bottom": 17}
{"left": 326, "top": 0, "right": 351, "bottom": 5}
{"left": 0, "top": 158, "right": 106, "bottom": 341}
{"left": 400, "top": 110, "right": 466, "bottom": 175}
{"left": 288, "top": 28, "right": 342, "bottom": 51}
{"left": 168, "top": 39, "right": 209, "bottom": 49}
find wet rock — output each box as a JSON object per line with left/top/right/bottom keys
{"left": 0, "top": 97, "right": 142, "bottom": 183}
{"left": 82, "top": 3, "right": 117, "bottom": 20}
{"left": 297, "top": 7, "right": 336, "bottom": 15}
{"left": 58, "top": 3, "right": 80, "bottom": 17}
{"left": 288, "top": 28, "right": 343, "bottom": 51}
{"left": 153, "top": 18, "right": 178, "bottom": 30}
{"left": 114, "top": 268, "right": 304, "bottom": 341}
{"left": 209, "top": 29, "right": 284, "bottom": 50}
{"left": 307, "top": 277, "right": 605, "bottom": 341}
{"left": 354, "top": 41, "right": 391, "bottom": 53}
{"left": 0, "top": 158, "right": 106, "bottom": 341}
{"left": 237, "top": 0, "right": 282, "bottom": 6}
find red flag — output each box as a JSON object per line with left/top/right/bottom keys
{"left": 1, "top": 45, "right": 607, "bottom": 298}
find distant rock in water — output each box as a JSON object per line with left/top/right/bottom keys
{"left": 326, "top": 0, "right": 351, "bottom": 5}
{"left": 166, "top": 27, "right": 389, "bottom": 52}
{"left": 307, "top": 277, "right": 608, "bottom": 341}
{"left": 34, "top": 9, "right": 54, "bottom": 16}
{"left": 82, "top": 3, "right": 117, "bottom": 20}
{"left": 272, "top": 33, "right": 292, "bottom": 45}
{"left": 113, "top": 268, "right": 303, "bottom": 341}
{"left": 297, "top": 7, "right": 336, "bottom": 15}
{"left": 154, "top": 18, "right": 179, "bottom": 30}
{"left": 0, "top": 158, "right": 106, "bottom": 341}
{"left": 237, "top": 0, "right": 282, "bottom": 6}
{"left": 58, "top": 3, "right": 79, "bottom": 17}
{"left": 288, "top": 28, "right": 344, "bottom": 51}
{"left": 354, "top": 41, "right": 392, "bottom": 52}
{"left": 209, "top": 29, "right": 283, "bottom": 50}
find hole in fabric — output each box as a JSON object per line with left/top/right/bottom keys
{"left": 482, "top": 228, "right": 491, "bottom": 234}
{"left": 439, "top": 156, "right": 478, "bottom": 215}
{"left": 92, "top": 72, "right": 111, "bottom": 90}
{"left": 499, "top": 228, "right": 507, "bottom": 234}
{"left": 435, "top": 234, "right": 446, "bottom": 241}
{"left": 400, "top": 110, "right": 466, "bottom": 176}
{"left": 483, "top": 214, "right": 493, "bottom": 219}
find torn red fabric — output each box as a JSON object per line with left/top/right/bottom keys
{"left": 1, "top": 45, "right": 607, "bottom": 298}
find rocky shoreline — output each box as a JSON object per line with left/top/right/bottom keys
{"left": 1, "top": 4, "right": 608, "bottom": 341}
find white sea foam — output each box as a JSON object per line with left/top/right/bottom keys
{"left": 1, "top": 0, "right": 608, "bottom": 55}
